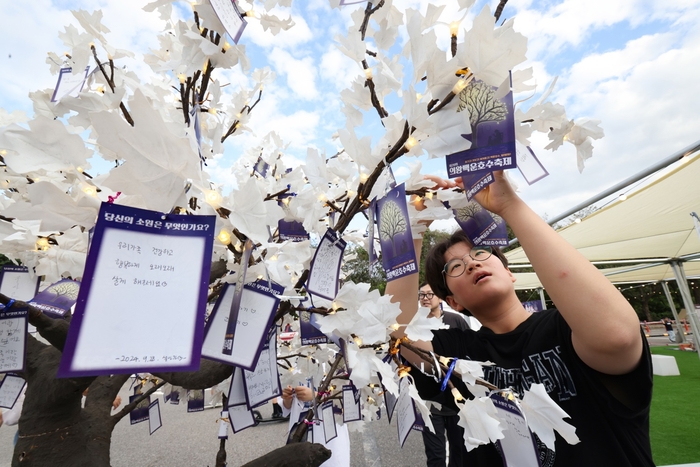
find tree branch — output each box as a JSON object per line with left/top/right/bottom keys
{"left": 0, "top": 293, "right": 71, "bottom": 351}
{"left": 153, "top": 358, "right": 233, "bottom": 389}
{"left": 90, "top": 45, "right": 134, "bottom": 127}
{"left": 494, "top": 0, "right": 509, "bottom": 23}
{"left": 111, "top": 380, "right": 166, "bottom": 423}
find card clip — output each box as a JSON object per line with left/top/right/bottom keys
{"left": 440, "top": 358, "right": 457, "bottom": 392}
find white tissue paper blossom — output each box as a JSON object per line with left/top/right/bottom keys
{"left": 457, "top": 396, "right": 504, "bottom": 451}
{"left": 404, "top": 306, "right": 448, "bottom": 341}
{"left": 519, "top": 383, "right": 580, "bottom": 451}
{"left": 346, "top": 343, "right": 398, "bottom": 396}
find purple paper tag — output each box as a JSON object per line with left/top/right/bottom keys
{"left": 0, "top": 266, "right": 40, "bottom": 303}
{"left": 28, "top": 279, "right": 81, "bottom": 318}
{"left": 129, "top": 393, "right": 151, "bottom": 425}
{"left": 446, "top": 73, "right": 516, "bottom": 179}
{"left": 300, "top": 306, "right": 328, "bottom": 346}
{"left": 187, "top": 389, "right": 205, "bottom": 412}
{"left": 462, "top": 171, "right": 495, "bottom": 202}
{"left": 254, "top": 156, "right": 270, "bottom": 178}
{"left": 453, "top": 201, "right": 508, "bottom": 247}
{"left": 169, "top": 390, "right": 180, "bottom": 405}
{"left": 376, "top": 184, "right": 417, "bottom": 281}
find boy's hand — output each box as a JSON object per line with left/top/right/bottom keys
{"left": 282, "top": 386, "right": 295, "bottom": 409}
{"left": 458, "top": 171, "right": 521, "bottom": 217}
{"left": 293, "top": 386, "right": 314, "bottom": 402}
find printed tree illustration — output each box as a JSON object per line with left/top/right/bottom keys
{"left": 458, "top": 80, "right": 508, "bottom": 148}
{"left": 378, "top": 200, "right": 407, "bottom": 257}
{"left": 46, "top": 281, "right": 80, "bottom": 302}
{"left": 454, "top": 202, "right": 482, "bottom": 223}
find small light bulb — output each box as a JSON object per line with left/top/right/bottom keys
{"left": 364, "top": 68, "right": 373, "bottom": 80}
{"left": 452, "top": 76, "right": 472, "bottom": 94}
{"left": 415, "top": 92, "right": 422, "bottom": 103}
{"left": 354, "top": 336, "right": 363, "bottom": 346}
{"left": 404, "top": 136, "right": 418, "bottom": 150}
{"left": 36, "top": 237, "right": 50, "bottom": 251}
{"left": 449, "top": 21, "right": 460, "bottom": 36}
{"left": 223, "top": 42, "right": 231, "bottom": 51}
{"left": 391, "top": 323, "right": 400, "bottom": 331}
{"left": 205, "top": 190, "right": 222, "bottom": 207}
{"left": 208, "top": 108, "right": 218, "bottom": 115}
{"left": 76, "top": 166, "right": 84, "bottom": 173}
{"left": 269, "top": 255, "right": 278, "bottom": 261}
{"left": 178, "top": 74, "right": 186, "bottom": 84}
{"left": 359, "top": 173, "right": 369, "bottom": 183}
{"left": 347, "top": 189, "right": 355, "bottom": 198}
{"left": 217, "top": 229, "right": 231, "bottom": 245}
{"left": 83, "top": 185, "right": 97, "bottom": 197}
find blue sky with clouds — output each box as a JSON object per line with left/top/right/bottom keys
{"left": 1, "top": 0, "right": 699, "bottom": 227}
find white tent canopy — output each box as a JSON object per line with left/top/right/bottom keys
{"left": 508, "top": 149, "right": 700, "bottom": 289}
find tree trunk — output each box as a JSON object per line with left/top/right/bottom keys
{"left": 240, "top": 442, "right": 331, "bottom": 467}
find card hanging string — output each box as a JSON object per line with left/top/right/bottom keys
{"left": 440, "top": 358, "right": 457, "bottom": 392}
{"left": 430, "top": 352, "right": 442, "bottom": 383}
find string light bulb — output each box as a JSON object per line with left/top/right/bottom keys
{"left": 205, "top": 189, "right": 222, "bottom": 207}
{"left": 404, "top": 136, "right": 418, "bottom": 150}
{"left": 36, "top": 237, "right": 50, "bottom": 251}
{"left": 82, "top": 185, "right": 97, "bottom": 197}
{"left": 449, "top": 21, "right": 460, "bottom": 36}
{"left": 364, "top": 68, "right": 373, "bottom": 80}
{"left": 217, "top": 229, "right": 231, "bottom": 245}
{"left": 452, "top": 76, "right": 472, "bottom": 94}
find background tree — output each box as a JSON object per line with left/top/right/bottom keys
{"left": 342, "top": 245, "right": 387, "bottom": 294}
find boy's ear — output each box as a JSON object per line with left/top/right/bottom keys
{"left": 445, "top": 295, "right": 463, "bottom": 311}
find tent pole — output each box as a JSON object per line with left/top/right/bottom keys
{"left": 660, "top": 281, "right": 685, "bottom": 344}
{"left": 538, "top": 288, "right": 546, "bottom": 310}
{"left": 669, "top": 261, "right": 700, "bottom": 359}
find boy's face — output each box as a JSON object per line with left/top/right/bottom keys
{"left": 442, "top": 241, "right": 515, "bottom": 313}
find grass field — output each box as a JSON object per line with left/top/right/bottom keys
{"left": 650, "top": 346, "right": 700, "bottom": 466}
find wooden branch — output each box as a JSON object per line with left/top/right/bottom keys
{"left": 362, "top": 59, "right": 389, "bottom": 119}
{"left": 359, "top": 1, "right": 386, "bottom": 40}
{"left": 153, "top": 358, "right": 233, "bottom": 389}
{"left": 221, "top": 88, "right": 264, "bottom": 143}
{"left": 264, "top": 187, "right": 291, "bottom": 201}
{"left": 90, "top": 45, "right": 134, "bottom": 127}
{"left": 451, "top": 35, "right": 457, "bottom": 57}
{"left": 494, "top": 0, "right": 509, "bottom": 22}
{"left": 112, "top": 380, "right": 166, "bottom": 423}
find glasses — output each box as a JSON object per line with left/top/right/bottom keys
{"left": 418, "top": 292, "right": 435, "bottom": 300}
{"left": 442, "top": 246, "right": 493, "bottom": 283}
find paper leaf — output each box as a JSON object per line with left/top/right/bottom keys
{"left": 404, "top": 306, "right": 448, "bottom": 341}
{"left": 407, "top": 379, "right": 435, "bottom": 434}
{"left": 454, "top": 359, "right": 493, "bottom": 387}
{"left": 520, "top": 383, "right": 580, "bottom": 451}
{"left": 457, "top": 396, "right": 504, "bottom": 451}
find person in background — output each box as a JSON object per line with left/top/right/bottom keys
{"left": 663, "top": 318, "right": 676, "bottom": 342}
{"left": 418, "top": 282, "right": 469, "bottom": 466}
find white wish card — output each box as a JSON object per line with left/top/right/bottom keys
{"left": 148, "top": 399, "right": 162, "bottom": 435}
{"left": 227, "top": 366, "right": 248, "bottom": 407}
{"left": 321, "top": 400, "right": 338, "bottom": 443}
{"left": 209, "top": 0, "right": 247, "bottom": 44}
{"left": 51, "top": 67, "right": 90, "bottom": 102}
{"left": 57, "top": 203, "right": 215, "bottom": 378}
{"left": 491, "top": 393, "right": 541, "bottom": 467}
{"left": 516, "top": 141, "right": 549, "bottom": 185}
{"left": 0, "top": 373, "right": 25, "bottom": 408}
{"left": 0, "top": 266, "right": 40, "bottom": 302}
{"left": 306, "top": 229, "right": 346, "bottom": 300}
{"left": 0, "top": 307, "right": 28, "bottom": 373}
{"left": 202, "top": 280, "right": 283, "bottom": 370}
{"left": 229, "top": 404, "right": 256, "bottom": 433}
{"left": 244, "top": 329, "right": 281, "bottom": 408}
{"left": 218, "top": 410, "right": 229, "bottom": 439}
{"left": 342, "top": 384, "right": 361, "bottom": 422}
{"left": 396, "top": 377, "right": 418, "bottom": 447}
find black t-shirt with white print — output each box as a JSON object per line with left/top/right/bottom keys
{"left": 413, "top": 309, "right": 654, "bottom": 467}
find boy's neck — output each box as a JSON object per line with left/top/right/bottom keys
{"left": 473, "top": 296, "right": 531, "bottom": 334}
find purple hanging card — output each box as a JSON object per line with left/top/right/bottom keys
{"left": 321, "top": 400, "right": 338, "bottom": 443}
{"left": 516, "top": 141, "right": 549, "bottom": 185}
{"left": 222, "top": 240, "right": 254, "bottom": 356}
{"left": 202, "top": 280, "right": 284, "bottom": 370}
{"left": 0, "top": 266, "right": 40, "bottom": 303}
{"left": 209, "top": 0, "right": 247, "bottom": 44}
{"left": 253, "top": 156, "right": 270, "bottom": 178}
{"left": 376, "top": 184, "right": 417, "bottom": 282}
{"left": 367, "top": 200, "right": 377, "bottom": 266}
{"left": 187, "top": 389, "right": 205, "bottom": 413}
{"left": 28, "top": 279, "right": 81, "bottom": 318}
{"left": 462, "top": 171, "right": 495, "bottom": 202}
{"left": 228, "top": 404, "right": 257, "bottom": 433}
{"left": 244, "top": 328, "right": 281, "bottom": 408}
{"left": 342, "top": 384, "right": 361, "bottom": 422}
{"left": 169, "top": 390, "right": 180, "bottom": 405}
{"left": 57, "top": 202, "right": 215, "bottom": 378}
{"left": 490, "top": 393, "right": 541, "bottom": 466}
{"left": 300, "top": 297, "right": 328, "bottom": 345}
{"left": 0, "top": 373, "right": 25, "bottom": 409}
{"left": 446, "top": 73, "right": 517, "bottom": 180}
{"left": 227, "top": 366, "right": 249, "bottom": 408}
{"left": 129, "top": 393, "right": 151, "bottom": 425}
{"left": 307, "top": 229, "right": 346, "bottom": 300}
{"left": 0, "top": 306, "right": 28, "bottom": 373}
{"left": 51, "top": 66, "right": 90, "bottom": 102}
{"left": 453, "top": 201, "right": 508, "bottom": 247}
{"left": 396, "top": 377, "right": 418, "bottom": 447}
{"left": 148, "top": 399, "right": 162, "bottom": 435}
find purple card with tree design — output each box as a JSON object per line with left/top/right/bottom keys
{"left": 57, "top": 202, "right": 215, "bottom": 378}
{"left": 187, "top": 389, "right": 205, "bottom": 413}
{"left": 453, "top": 201, "right": 508, "bottom": 247}
{"left": 129, "top": 393, "right": 151, "bottom": 425}
{"left": 28, "top": 279, "right": 81, "bottom": 318}
{"left": 376, "top": 184, "right": 417, "bottom": 282}
{"left": 445, "top": 73, "right": 516, "bottom": 179}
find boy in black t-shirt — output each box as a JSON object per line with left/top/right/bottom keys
{"left": 387, "top": 171, "right": 653, "bottom": 466}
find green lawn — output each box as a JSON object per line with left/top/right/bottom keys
{"left": 650, "top": 347, "right": 700, "bottom": 466}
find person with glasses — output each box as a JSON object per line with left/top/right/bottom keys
{"left": 388, "top": 171, "right": 652, "bottom": 466}
{"left": 418, "top": 282, "right": 470, "bottom": 466}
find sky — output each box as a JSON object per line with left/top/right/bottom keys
{"left": 1, "top": 0, "right": 699, "bottom": 230}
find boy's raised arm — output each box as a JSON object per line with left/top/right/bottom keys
{"left": 474, "top": 171, "right": 642, "bottom": 375}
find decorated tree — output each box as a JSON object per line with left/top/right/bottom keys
{"left": 0, "top": 1, "right": 605, "bottom": 466}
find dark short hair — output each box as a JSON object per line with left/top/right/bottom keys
{"left": 425, "top": 230, "right": 509, "bottom": 311}
{"left": 419, "top": 282, "right": 430, "bottom": 290}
